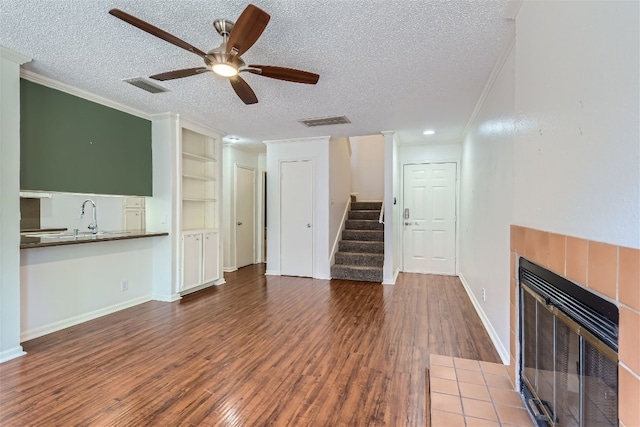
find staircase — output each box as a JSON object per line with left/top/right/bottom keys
{"left": 331, "top": 201, "right": 384, "bottom": 282}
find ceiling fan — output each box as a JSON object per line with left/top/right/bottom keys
{"left": 109, "top": 4, "right": 319, "bottom": 105}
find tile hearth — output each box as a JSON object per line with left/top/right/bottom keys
{"left": 428, "top": 354, "right": 534, "bottom": 427}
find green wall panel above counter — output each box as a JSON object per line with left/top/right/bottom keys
{"left": 20, "top": 79, "right": 153, "bottom": 196}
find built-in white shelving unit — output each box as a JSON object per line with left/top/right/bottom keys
{"left": 179, "top": 126, "right": 222, "bottom": 293}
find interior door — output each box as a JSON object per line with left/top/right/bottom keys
{"left": 235, "top": 165, "right": 255, "bottom": 268}
{"left": 280, "top": 160, "right": 313, "bottom": 277}
{"left": 402, "top": 163, "right": 456, "bottom": 274}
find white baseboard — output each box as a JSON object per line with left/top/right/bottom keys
{"left": 314, "top": 274, "right": 332, "bottom": 280}
{"left": 152, "top": 292, "right": 181, "bottom": 302}
{"left": 0, "top": 346, "right": 26, "bottom": 363}
{"left": 223, "top": 267, "right": 238, "bottom": 273}
{"left": 458, "top": 273, "right": 510, "bottom": 364}
{"left": 214, "top": 278, "right": 226, "bottom": 286}
{"left": 21, "top": 295, "right": 153, "bottom": 342}
{"left": 265, "top": 270, "right": 279, "bottom": 276}
{"left": 382, "top": 268, "right": 401, "bottom": 285}
{"left": 329, "top": 197, "right": 352, "bottom": 266}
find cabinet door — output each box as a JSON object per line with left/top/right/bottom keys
{"left": 124, "top": 197, "right": 145, "bottom": 209}
{"left": 203, "top": 232, "right": 219, "bottom": 284}
{"left": 181, "top": 233, "right": 202, "bottom": 291}
{"left": 123, "top": 210, "right": 144, "bottom": 231}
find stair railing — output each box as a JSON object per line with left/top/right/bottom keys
{"left": 378, "top": 201, "right": 384, "bottom": 224}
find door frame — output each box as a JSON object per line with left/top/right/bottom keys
{"left": 400, "top": 161, "right": 460, "bottom": 274}
{"left": 278, "top": 158, "right": 315, "bottom": 277}
{"left": 234, "top": 164, "right": 256, "bottom": 267}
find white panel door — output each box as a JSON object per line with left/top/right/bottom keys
{"left": 181, "top": 233, "right": 202, "bottom": 291}
{"left": 280, "top": 160, "right": 313, "bottom": 277}
{"left": 235, "top": 165, "right": 255, "bottom": 268}
{"left": 403, "top": 163, "right": 456, "bottom": 274}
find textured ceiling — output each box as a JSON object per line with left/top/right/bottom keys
{"left": 0, "top": 0, "right": 512, "bottom": 151}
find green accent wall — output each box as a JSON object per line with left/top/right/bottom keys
{"left": 20, "top": 79, "right": 152, "bottom": 196}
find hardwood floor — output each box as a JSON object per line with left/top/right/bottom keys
{"left": 0, "top": 264, "right": 500, "bottom": 426}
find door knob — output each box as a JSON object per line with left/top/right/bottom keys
{"left": 237, "top": 222, "right": 243, "bottom": 226}
{"left": 307, "top": 223, "right": 312, "bottom": 228}
{"left": 404, "top": 221, "right": 411, "bottom": 225}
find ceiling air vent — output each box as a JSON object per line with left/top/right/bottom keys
{"left": 298, "top": 115, "right": 351, "bottom": 127}
{"left": 123, "top": 77, "right": 169, "bottom": 94}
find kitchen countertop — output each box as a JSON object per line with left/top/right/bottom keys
{"left": 20, "top": 230, "right": 168, "bottom": 249}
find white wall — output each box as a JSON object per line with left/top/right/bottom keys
{"left": 350, "top": 135, "right": 385, "bottom": 201}
{"left": 0, "top": 46, "right": 30, "bottom": 362}
{"left": 459, "top": 46, "right": 516, "bottom": 363}
{"left": 513, "top": 0, "right": 639, "bottom": 248}
{"left": 329, "top": 137, "right": 352, "bottom": 264}
{"left": 39, "top": 193, "right": 126, "bottom": 232}
{"left": 265, "top": 136, "right": 330, "bottom": 279}
{"left": 222, "top": 145, "right": 260, "bottom": 271}
{"left": 459, "top": 0, "right": 639, "bottom": 363}
{"left": 20, "top": 238, "right": 156, "bottom": 341}
{"left": 398, "top": 143, "right": 462, "bottom": 165}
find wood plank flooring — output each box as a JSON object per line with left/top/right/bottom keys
{"left": 0, "top": 264, "right": 500, "bottom": 426}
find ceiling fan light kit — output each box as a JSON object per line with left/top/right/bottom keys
{"left": 109, "top": 4, "right": 319, "bottom": 105}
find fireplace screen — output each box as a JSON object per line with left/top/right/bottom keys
{"left": 519, "top": 259, "right": 618, "bottom": 427}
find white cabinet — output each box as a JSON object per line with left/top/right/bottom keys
{"left": 181, "top": 232, "right": 203, "bottom": 291}
{"left": 123, "top": 197, "right": 145, "bottom": 231}
{"left": 203, "top": 232, "right": 219, "bottom": 284}
{"left": 180, "top": 231, "right": 219, "bottom": 292}
{"left": 123, "top": 209, "right": 144, "bottom": 231}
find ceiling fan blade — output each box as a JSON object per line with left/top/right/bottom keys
{"left": 109, "top": 9, "right": 207, "bottom": 58}
{"left": 229, "top": 76, "right": 258, "bottom": 105}
{"left": 226, "top": 4, "right": 270, "bottom": 57}
{"left": 150, "top": 67, "right": 210, "bottom": 81}
{"left": 246, "top": 65, "right": 319, "bottom": 84}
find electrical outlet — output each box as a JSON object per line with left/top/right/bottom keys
{"left": 121, "top": 280, "right": 129, "bottom": 292}
{"left": 482, "top": 288, "right": 486, "bottom": 302}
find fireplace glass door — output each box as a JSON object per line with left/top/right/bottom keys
{"left": 521, "top": 284, "right": 618, "bottom": 427}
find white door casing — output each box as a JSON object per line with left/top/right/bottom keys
{"left": 235, "top": 165, "right": 256, "bottom": 268}
{"left": 280, "top": 160, "right": 313, "bottom": 277}
{"left": 403, "top": 163, "right": 456, "bottom": 274}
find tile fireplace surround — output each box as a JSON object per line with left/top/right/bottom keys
{"left": 510, "top": 226, "right": 639, "bottom": 427}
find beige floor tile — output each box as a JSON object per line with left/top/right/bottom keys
{"left": 458, "top": 382, "right": 491, "bottom": 401}
{"left": 462, "top": 398, "right": 498, "bottom": 421}
{"left": 479, "top": 361, "right": 510, "bottom": 377}
{"left": 484, "top": 372, "right": 513, "bottom": 389}
{"left": 430, "top": 377, "right": 460, "bottom": 396}
{"left": 430, "top": 365, "right": 457, "bottom": 381}
{"left": 430, "top": 410, "right": 465, "bottom": 427}
{"left": 456, "top": 369, "right": 485, "bottom": 385}
{"left": 430, "top": 354, "right": 455, "bottom": 367}
{"left": 488, "top": 387, "right": 525, "bottom": 408}
{"left": 465, "top": 416, "right": 500, "bottom": 427}
{"left": 453, "top": 357, "right": 480, "bottom": 371}
{"left": 496, "top": 404, "right": 536, "bottom": 426}
{"left": 431, "top": 392, "right": 463, "bottom": 414}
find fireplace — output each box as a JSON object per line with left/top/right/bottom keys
{"left": 519, "top": 258, "right": 619, "bottom": 426}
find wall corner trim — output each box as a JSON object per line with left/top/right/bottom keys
{"left": 0, "top": 46, "right": 31, "bottom": 64}
{"left": 458, "top": 273, "right": 510, "bottom": 364}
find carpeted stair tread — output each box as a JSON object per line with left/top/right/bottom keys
{"left": 335, "top": 251, "right": 384, "bottom": 267}
{"left": 351, "top": 201, "right": 383, "bottom": 211}
{"left": 338, "top": 240, "right": 384, "bottom": 254}
{"left": 345, "top": 219, "right": 383, "bottom": 230}
{"left": 330, "top": 264, "right": 383, "bottom": 282}
{"left": 342, "top": 229, "right": 384, "bottom": 242}
{"left": 348, "top": 210, "right": 379, "bottom": 220}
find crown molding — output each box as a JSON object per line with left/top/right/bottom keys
{"left": 0, "top": 46, "right": 31, "bottom": 64}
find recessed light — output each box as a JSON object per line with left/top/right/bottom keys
{"left": 227, "top": 136, "right": 240, "bottom": 142}
{"left": 423, "top": 129, "right": 435, "bottom": 135}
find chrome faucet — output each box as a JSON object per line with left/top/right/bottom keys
{"left": 80, "top": 199, "right": 98, "bottom": 234}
